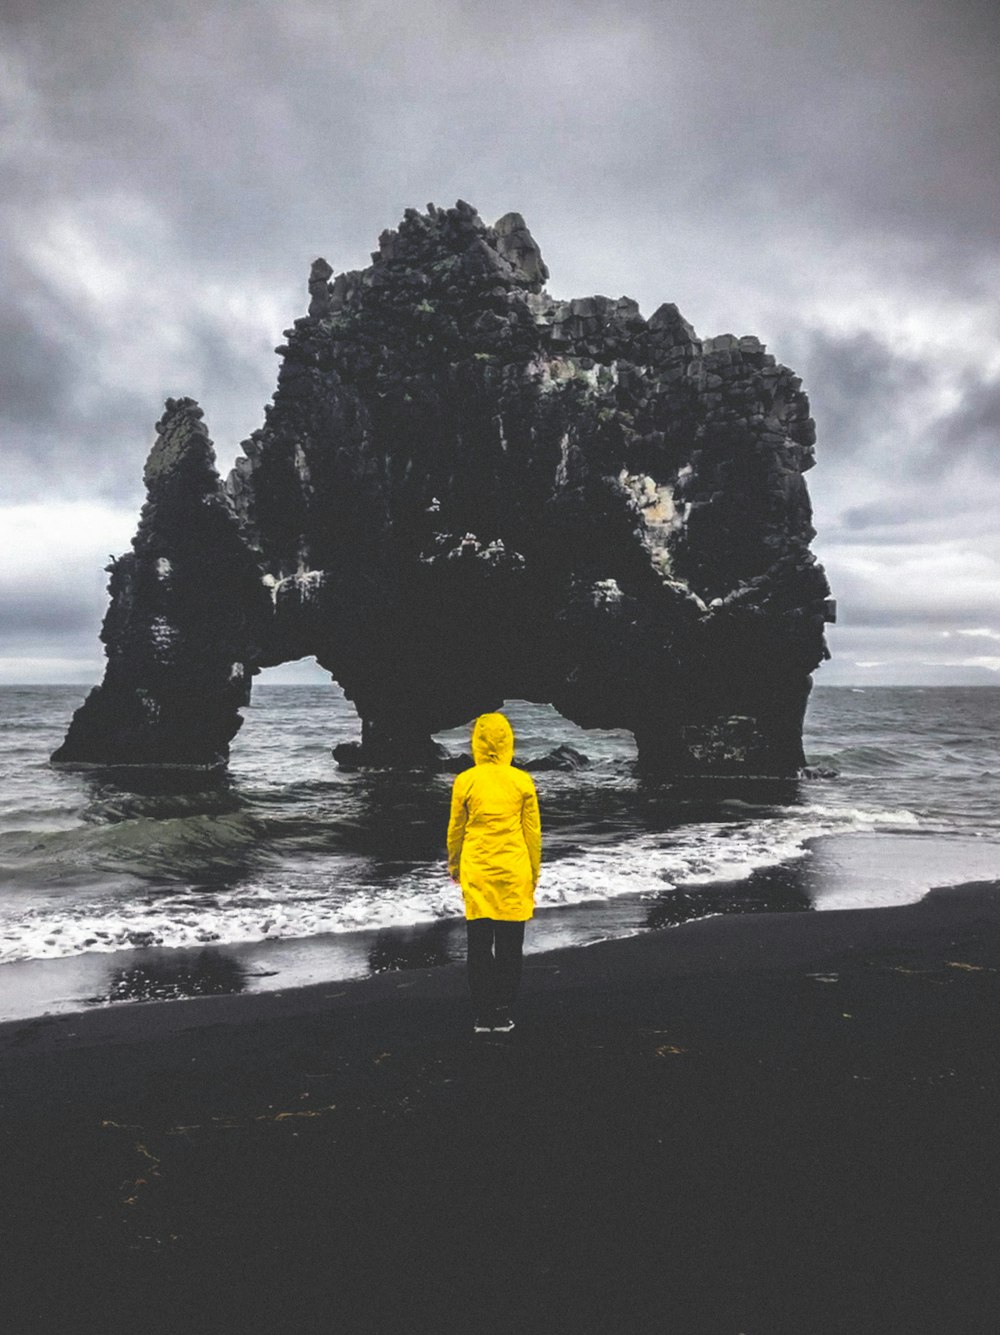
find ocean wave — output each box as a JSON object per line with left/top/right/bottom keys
{"left": 806, "top": 744, "right": 920, "bottom": 775}
{"left": 0, "top": 810, "right": 267, "bottom": 885}
{"left": 805, "top": 733, "right": 1000, "bottom": 780}
{"left": 0, "top": 799, "right": 918, "bottom": 965}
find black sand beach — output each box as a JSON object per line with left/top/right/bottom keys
{"left": 3, "top": 876, "right": 1000, "bottom": 1335}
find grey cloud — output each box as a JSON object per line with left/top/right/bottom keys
{"left": 187, "top": 318, "right": 270, "bottom": 394}
{"left": 0, "top": 307, "right": 78, "bottom": 434}
{"left": 2, "top": 0, "right": 999, "bottom": 678}
{"left": 0, "top": 246, "right": 142, "bottom": 499}
{"left": 830, "top": 510, "right": 998, "bottom": 546}
{"left": 0, "top": 545, "right": 115, "bottom": 658}
{"left": 798, "top": 330, "right": 929, "bottom": 460}
{"left": 173, "top": 315, "right": 279, "bottom": 456}
{"left": 0, "top": 253, "right": 97, "bottom": 426}
{"left": 5, "top": 0, "right": 998, "bottom": 364}
{"left": 840, "top": 501, "right": 922, "bottom": 531}
{"left": 0, "top": 285, "right": 150, "bottom": 502}
{"left": 0, "top": 254, "right": 278, "bottom": 501}
{"left": 832, "top": 486, "right": 1000, "bottom": 541}
{"left": 838, "top": 604, "right": 981, "bottom": 629}
{"left": 5, "top": 0, "right": 999, "bottom": 281}
{"left": 2, "top": 383, "right": 152, "bottom": 508}
{"left": 933, "top": 373, "right": 1000, "bottom": 460}
{"left": 0, "top": 587, "right": 107, "bottom": 637}
{"left": 538, "top": 0, "right": 1000, "bottom": 294}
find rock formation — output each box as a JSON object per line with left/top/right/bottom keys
{"left": 54, "top": 201, "right": 834, "bottom": 775}
{"left": 52, "top": 400, "right": 271, "bottom": 766}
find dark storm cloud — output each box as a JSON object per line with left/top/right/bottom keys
{"left": 0, "top": 224, "right": 278, "bottom": 502}
{"left": 524, "top": 0, "right": 1000, "bottom": 304}
{"left": 798, "top": 331, "right": 929, "bottom": 460}
{"left": 0, "top": 252, "right": 98, "bottom": 432}
{"left": 0, "top": 305, "right": 78, "bottom": 435}
{"left": 0, "top": 262, "right": 150, "bottom": 503}
{"left": 6, "top": 0, "right": 999, "bottom": 293}
{"left": 5, "top": 1, "right": 998, "bottom": 396}
{"left": 2, "top": 0, "right": 999, "bottom": 679}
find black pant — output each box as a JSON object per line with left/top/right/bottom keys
{"left": 466, "top": 918, "right": 525, "bottom": 1016}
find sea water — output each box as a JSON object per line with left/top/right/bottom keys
{"left": 2, "top": 685, "right": 1000, "bottom": 1018}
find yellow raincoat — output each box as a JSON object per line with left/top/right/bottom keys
{"left": 447, "top": 713, "right": 542, "bottom": 921}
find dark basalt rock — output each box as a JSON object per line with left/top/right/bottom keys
{"left": 53, "top": 399, "right": 271, "bottom": 767}
{"left": 54, "top": 202, "right": 833, "bottom": 775}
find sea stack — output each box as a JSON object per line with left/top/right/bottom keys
{"left": 55, "top": 201, "right": 834, "bottom": 774}
{"left": 52, "top": 399, "right": 271, "bottom": 766}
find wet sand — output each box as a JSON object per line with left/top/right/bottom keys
{"left": 3, "top": 879, "right": 1000, "bottom": 1333}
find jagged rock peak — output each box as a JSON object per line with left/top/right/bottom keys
{"left": 144, "top": 396, "right": 217, "bottom": 492}
{"left": 306, "top": 200, "right": 551, "bottom": 319}
{"left": 648, "top": 302, "right": 700, "bottom": 344}
{"left": 492, "top": 211, "right": 549, "bottom": 287}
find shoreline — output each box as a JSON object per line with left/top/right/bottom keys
{"left": 4, "top": 828, "right": 1000, "bottom": 1026}
{"left": 4, "top": 865, "right": 1000, "bottom": 1058}
{"left": 3, "top": 873, "right": 1000, "bottom": 1331}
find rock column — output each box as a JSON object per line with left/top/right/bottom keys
{"left": 52, "top": 400, "right": 272, "bottom": 767}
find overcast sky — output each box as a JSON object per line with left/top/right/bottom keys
{"left": 2, "top": 0, "right": 998, "bottom": 686}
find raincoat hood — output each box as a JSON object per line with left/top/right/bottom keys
{"left": 471, "top": 713, "right": 514, "bottom": 766}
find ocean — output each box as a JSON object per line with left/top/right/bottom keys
{"left": 2, "top": 684, "right": 1000, "bottom": 1021}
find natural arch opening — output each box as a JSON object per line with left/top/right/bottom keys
{"left": 230, "top": 658, "right": 361, "bottom": 776}
{"left": 434, "top": 699, "right": 637, "bottom": 769}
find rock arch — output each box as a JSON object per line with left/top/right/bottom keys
{"left": 53, "top": 202, "right": 833, "bottom": 776}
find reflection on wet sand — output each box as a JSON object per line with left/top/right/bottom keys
{"left": 89, "top": 948, "right": 249, "bottom": 1006}
{"left": 646, "top": 860, "right": 814, "bottom": 930}
{"left": 367, "top": 920, "right": 462, "bottom": 974}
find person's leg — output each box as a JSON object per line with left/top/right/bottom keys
{"left": 493, "top": 919, "right": 525, "bottom": 1015}
{"left": 466, "top": 918, "right": 497, "bottom": 1023}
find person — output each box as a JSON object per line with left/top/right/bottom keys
{"left": 447, "top": 712, "right": 542, "bottom": 1034}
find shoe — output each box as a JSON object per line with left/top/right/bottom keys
{"left": 492, "top": 1011, "right": 515, "bottom": 1033}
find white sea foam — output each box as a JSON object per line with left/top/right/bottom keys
{"left": 0, "top": 800, "right": 921, "bottom": 965}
